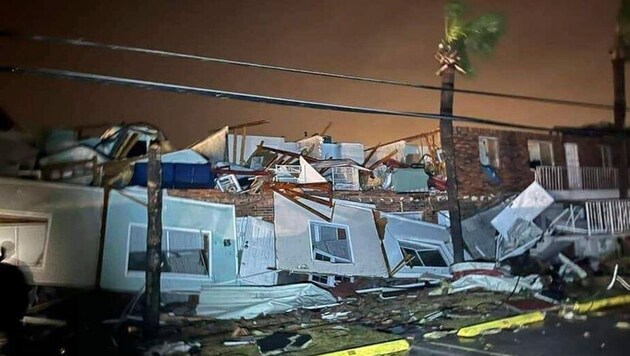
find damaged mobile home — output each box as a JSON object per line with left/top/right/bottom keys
{"left": 2, "top": 113, "right": 630, "bottom": 318}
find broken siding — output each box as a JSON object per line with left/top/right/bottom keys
{"left": 100, "top": 189, "right": 237, "bottom": 292}
{"left": 273, "top": 192, "right": 388, "bottom": 277}
{"left": 0, "top": 178, "right": 103, "bottom": 287}
{"left": 380, "top": 213, "right": 453, "bottom": 278}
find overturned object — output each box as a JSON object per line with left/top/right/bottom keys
{"left": 195, "top": 283, "right": 337, "bottom": 319}
{"left": 431, "top": 274, "right": 543, "bottom": 295}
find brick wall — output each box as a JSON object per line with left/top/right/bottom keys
{"left": 452, "top": 126, "right": 621, "bottom": 196}
{"left": 169, "top": 188, "right": 499, "bottom": 224}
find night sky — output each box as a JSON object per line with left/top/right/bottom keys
{"left": 0, "top": 0, "right": 626, "bottom": 147}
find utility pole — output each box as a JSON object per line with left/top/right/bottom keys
{"left": 439, "top": 66, "right": 465, "bottom": 263}
{"left": 613, "top": 29, "right": 628, "bottom": 199}
{"left": 144, "top": 143, "right": 162, "bottom": 339}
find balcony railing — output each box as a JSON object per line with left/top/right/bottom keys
{"left": 585, "top": 199, "right": 630, "bottom": 235}
{"left": 535, "top": 166, "right": 619, "bottom": 191}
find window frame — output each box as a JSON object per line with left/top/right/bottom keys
{"left": 0, "top": 209, "right": 51, "bottom": 270}
{"left": 478, "top": 136, "right": 500, "bottom": 168}
{"left": 527, "top": 140, "right": 555, "bottom": 167}
{"left": 308, "top": 221, "right": 354, "bottom": 264}
{"left": 125, "top": 223, "right": 212, "bottom": 279}
{"left": 599, "top": 144, "right": 613, "bottom": 168}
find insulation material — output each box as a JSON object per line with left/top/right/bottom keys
{"left": 195, "top": 283, "right": 337, "bottom": 319}
{"left": 365, "top": 141, "right": 406, "bottom": 167}
{"left": 0, "top": 178, "right": 103, "bottom": 287}
{"left": 273, "top": 193, "right": 389, "bottom": 277}
{"left": 191, "top": 126, "right": 228, "bottom": 163}
{"left": 297, "top": 136, "right": 324, "bottom": 159}
{"left": 321, "top": 143, "right": 365, "bottom": 163}
{"left": 38, "top": 145, "right": 109, "bottom": 167}
{"left": 380, "top": 213, "right": 453, "bottom": 278}
{"left": 135, "top": 149, "right": 208, "bottom": 164}
{"left": 227, "top": 134, "right": 288, "bottom": 164}
{"left": 236, "top": 217, "right": 277, "bottom": 286}
{"left": 431, "top": 274, "right": 543, "bottom": 295}
{"left": 491, "top": 182, "right": 554, "bottom": 237}
{"left": 338, "top": 143, "right": 365, "bottom": 164}
{"left": 297, "top": 156, "right": 327, "bottom": 184}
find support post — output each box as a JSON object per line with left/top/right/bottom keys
{"left": 439, "top": 66, "right": 464, "bottom": 263}
{"left": 613, "top": 31, "right": 628, "bottom": 199}
{"left": 144, "top": 143, "right": 162, "bottom": 339}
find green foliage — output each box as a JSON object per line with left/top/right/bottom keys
{"left": 619, "top": 0, "right": 630, "bottom": 44}
{"left": 442, "top": 0, "right": 505, "bottom": 75}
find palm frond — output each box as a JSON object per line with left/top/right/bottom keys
{"left": 464, "top": 13, "right": 506, "bottom": 55}
{"left": 444, "top": 0, "right": 468, "bottom": 43}
{"left": 618, "top": 0, "right": 630, "bottom": 43}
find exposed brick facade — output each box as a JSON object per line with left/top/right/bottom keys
{"left": 169, "top": 188, "right": 498, "bottom": 224}
{"left": 452, "top": 126, "right": 623, "bottom": 196}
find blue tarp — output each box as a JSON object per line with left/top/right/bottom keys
{"left": 130, "top": 162, "right": 215, "bottom": 189}
{"left": 481, "top": 164, "right": 500, "bottom": 185}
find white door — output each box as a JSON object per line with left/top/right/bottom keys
{"left": 238, "top": 217, "right": 277, "bottom": 285}
{"left": 565, "top": 143, "right": 582, "bottom": 189}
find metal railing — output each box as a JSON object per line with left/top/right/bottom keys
{"left": 535, "top": 166, "right": 619, "bottom": 190}
{"left": 585, "top": 199, "right": 630, "bottom": 235}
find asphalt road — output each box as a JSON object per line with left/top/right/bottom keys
{"left": 410, "top": 306, "right": 630, "bottom": 356}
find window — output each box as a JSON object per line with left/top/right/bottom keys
{"left": 527, "top": 140, "right": 554, "bottom": 168}
{"left": 599, "top": 145, "right": 613, "bottom": 168}
{"left": 309, "top": 273, "right": 354, "bottom": 287}
{"left": 0, "top": 213, "right": 49, "bottom": 268}
{"left": 478, "top": 137, "right": 500, "bottom": 168}
{"left": 127, "top": 224, "right": 210, "bottom": 276}
{"left": 309, "top": 222, "right": 352, "bottom": 263}
{"left": 399, "top": 245, "right": 448, "bottom": 268}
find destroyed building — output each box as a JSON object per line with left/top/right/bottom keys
{"left": 1, "top": 117, "right": 629, "bottom": 309}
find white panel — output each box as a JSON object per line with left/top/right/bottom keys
{"left": 0, "top": 226, "right": 17, "bottom": 245}
{"left": 0, "top": 178, "right": 103, "bottom": 287}
{"left": 274, "top": 193, "right": 388, "bottom": 277}
{"left": 298, "top": 156, "right": 327, "bottom": 184}
{"left": 491, "top": 182, "right": 554, "bottom": 237}
{"left": 17, "top": 224, "right": 47, "bottom": 267}
{"left": 238, "top": 217, "right": 277, "bottom": 285}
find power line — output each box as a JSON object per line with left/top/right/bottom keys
{"left": 0, "top": 65, "right": 549, "bottom": 132}
{"left": 1, "top": 32, "right": 619, "bottom": 111}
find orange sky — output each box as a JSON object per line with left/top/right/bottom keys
{"left": 0, "top": 0, "right": 626, "bottom": 147}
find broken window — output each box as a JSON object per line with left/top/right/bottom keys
{"left": 527, "top": 140, "right": 554, "bottom": 168}
{"left": 309, "top": 222, "right": 352, "bottom": 263}
{"left": 478, "top": 137, "right": 500, "bottom": 168}
{"left": 399, "top": 245, "right": 448, "bottom": 268}
{"left": 0, "top": 213, "right": 49, "bottom": 268}
{"left": 599, "top": 145, "right": 613, "bottom": 168}
{"left": 309, "top": 273, "right": 354, "bottom": 287}
{"left": 127, "top": 224, "right": 210, "bottom": 276}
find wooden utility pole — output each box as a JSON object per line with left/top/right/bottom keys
{"left": 144, "top": 143, "right": 162, "bottom": 339}
{"left": 613, "top": 30, "right": 629, "bottom": 199}
{"left": 613, "top": 29, "right": 629, "bottom": 200}
{"left": 439, "top": 66, "right": 465, "bottom": 263}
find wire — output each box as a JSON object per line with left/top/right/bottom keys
{"left": 0, "top": 31, "right": 620, "bottom": 111}
{"left": 0, "top": 65, "right": 551, "bottom": 132}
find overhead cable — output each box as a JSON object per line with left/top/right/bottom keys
{"left": 0, "top": 65, "right": 549, "bottom": 132}
{"left": 0, "top": 32, "right": 618, "bottom": 111}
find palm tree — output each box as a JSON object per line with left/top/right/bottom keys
{"left": 436, "top": 0, "right": 505, "bottom": 262}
